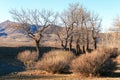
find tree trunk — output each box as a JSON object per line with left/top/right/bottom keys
{"left": 86, "top": 38, "right": 89, "bottom": 51}
{"left": 35, "top": 40, "right": 40, "bottom": 59}
{"left": 82, "top": 45, "right": 86, "bottom": 53}
{"left": 61, "top": 41, "right": 64, "bottom": 48}
{"left": 86, "top": 32, "right": 89, "bottom": 51}
{"left": 93, "top": 37, "right": 97, "bottom": 50}
{"left": 69, "top": 42, "right": 72, "bottom": 51}
{"left": 94, "top": 40, "right": 97, "bottom": 49}
{"left": 64, "top": 40, "right": 68, "bottom": 50}
{"left": 76, "top": 43, "right": 80, "bottom": 56}
{"left": 69, "top": 36, "right": 73, "bottom": 51}
{"left": 76, "top": 39, "right": 82, "bottom": 56}
{"left": 86, "top": 43, "right": 89, "bottom": 51}
{"left": 61, "top": 40, "right": 67, "bottom": 50}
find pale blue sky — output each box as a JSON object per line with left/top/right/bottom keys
{"left": 0, "top": 0, "right": 120, "bottom": 32}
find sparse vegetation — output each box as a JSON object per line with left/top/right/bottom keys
{"left": 35, "top": 50, "right": 75, "bottom": 73}
{"left": 1, "top": 1, "right": 120, "bottom": 80}
{"left": 70, "top": 48, "right": 117, "bottom": 76}
{"left": 17, "top": 50, "right": 38, "bottom": 69}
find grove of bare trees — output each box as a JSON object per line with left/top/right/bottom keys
{"left": 9, "top": 3, "right": 102, "bottom": 57}
{"left": 57, "top": 3, "right": 101, "bottom": 55}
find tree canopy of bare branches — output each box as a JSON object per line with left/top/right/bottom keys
{"left": 56, "top": 3, "right": 101, "bottom": 55}
{"left": 9, "top": 9, "right": 57, "bottom": 58}
{"left": 112, "top": 16, "right": 120, "bottom": 32}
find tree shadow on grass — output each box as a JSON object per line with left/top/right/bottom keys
{"left": 0, "top": 59, "right": 25, "bottom": 76}
{"left": 100, "top": 59, "right": 120, "bottom": 78}
{"left": 0, "top": 46, "right": 61, "bottom": 77}
{"left": 100, "top": 72, "right": 120, "bottom": 78}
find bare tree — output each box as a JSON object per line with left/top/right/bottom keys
{"left": 56, "top": 17, "right": 75, "bottom": 50}
{"left": 72, "top": 5, "right": 91, "bottom": 54}
{"left": 113, "top": 16, "right": 120, "bottom": 41}
{"left": 56, "top": 4, "right": 78, "bottom": 50}
{"left": 113, "top": 16, "right": 120, "bottom": 30}
{"left": 107, "top": 16, "right": 120, "bottom": 46}
{"left": 90, "top": 14, "right": 101, "bottom": 49}
{"left": 9, "top": 9, "right": 57, "bottom": 58}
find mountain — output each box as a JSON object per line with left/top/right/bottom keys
{"left": 0, "top": 20, "right": 29, "bottom": 41}
{"left": 0, "top": 20, "right": 63, "bottom": 42}
{"left": 0, "top": 20, "right": 20, "bottom": 35}
{"left": 0, "top": 20, "right": 9, "bottom": 37}
{"left": 44, "top": 25, "right": 63, "bottom": 34}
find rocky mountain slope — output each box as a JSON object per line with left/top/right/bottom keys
{"left": 0, "top": 20, "right": 63, "bottom": 42}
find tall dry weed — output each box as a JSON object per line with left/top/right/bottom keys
{"left": 70, "top": 49, "right": 111, "bottom": 76}
{"left": 35, "top": 50, "right": 75, "bottom": 73}
{"left": 17, "top": 50, "right": 39, "bottom": 69}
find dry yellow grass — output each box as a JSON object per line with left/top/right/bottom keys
{"left": 0, "top": 37, "right": 120, "bottom": 79}
{"left": 35, "top": 50, "right": 75, "bottom": 73}
{"left": 17, "top": 50, "right": 38, "bottom": 69}
{"left": 1, "top": 70, "right": 120, "bottom": 80}
{"left": 0, "top": 47, "right": 120, "bottom": 80}
{"left": 70, "top": 48, "right": 113, "bottom": 76}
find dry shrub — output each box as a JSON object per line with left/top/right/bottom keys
{"left": 35, "top": 50, "right": 75, "bottom": 73}
{"left": 99, "top": 58, "right": 116, "bottom": 76}
{"left": 116, "top": 55, "right": 120, "bottom": 60}
{"left": 103, "top": 47, "right": 118, "bottom": 58}
{"left": 98, "top": 48, "right": 118, "bottom": 76}
{"left": 70, "top": 49, "right": 111, "bottom": 76}
{"left": 17, "top": 50, "right": 39, "bottom": 69}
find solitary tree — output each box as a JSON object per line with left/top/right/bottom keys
{"left": 10, "top": 9, "right": 57, "bottom": 58}
{"left": 113, "top": 16, "right": 120, "bottom": 30}
{"left": 108, "top": 16, "right": 120, "bottom": 46}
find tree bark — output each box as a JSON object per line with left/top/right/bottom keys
{"left": 93, "top": 37, "right": 97, "bottom": 50}
{"left": 76, "top": 39, "right": 82, "bottom": 56}
{"left": 86, "top": 38, "right": 89, "bottom": 51}
{"left": 35, "top": 40, "right": 40, "bottom": 59}
{"left": 69, "top": 36, "right": 73, "bottom": 51}
{"left": 64, "top": 40, "right": 68, "bottom": 50}
{"left": 76, "top": 43, "right": 80, "bottom": 56}
{"left": 86, "top": 31, "right": 89, "bottom": 51}
{"left": 94, "top": 39, "right": 97, "bottom": 49}
{"left": 82, "top": 45, "right": 86, "bottom": 53}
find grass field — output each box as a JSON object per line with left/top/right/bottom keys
{"left": 0, "top": 40, "right": 120, "bottom": 80}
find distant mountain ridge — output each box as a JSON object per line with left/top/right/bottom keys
{"left": 0, "top": 20, "right": 18, "bottom": 35}
{"left": 0, "top": 20, "right": 12, "bottom": 37}
{"left": 0, "top": 20, "right": 63, "bottom": 41}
